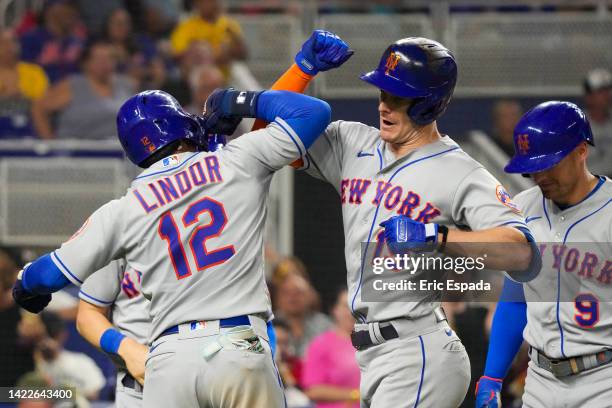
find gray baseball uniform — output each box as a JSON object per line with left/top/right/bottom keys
{"left": 513, "top": 177, "right": 612, "bottom": 408}
{"left": 301, "top": 120, "right": 531, "bottom": 407}
{"left": 80, "top": 260, "right": 148, "bottom": 407}
{"left": 50, "top": 120, "right": 306, "bottom": 408}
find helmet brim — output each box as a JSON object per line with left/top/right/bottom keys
{"left": 360, "top": 69, "right": 430, "bottom": 99}
{"left": 504, "top": 150, "right": 567, "bottom": 174}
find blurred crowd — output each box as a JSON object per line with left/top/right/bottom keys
{"left": 489, "top": 68, "right": 612, "bottom": 177}
{"left": 0, "top": 0, "right": 245, "bottom": 140}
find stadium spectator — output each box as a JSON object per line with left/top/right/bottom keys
{"left": 273, "top": 319, "right": 311, "bottom": 408}
{"left": 21, "top": 311, "right": 105, "bottom": 401}
{"left": 141, "top": 0, "right": 181, "bottom": 38}
{"left": 583, "top": 68, "right": 612, "bottom": 176}
{"left": 0, "top": 247, "right": 34, "bottom": 387}
{"left": 103, "top": 8, "right": 165, "bottom": 89}
{"left": 170, "top": 0, "right": 247, "bottom": 79}
{"left": 32, "top": 39, "right": 134, "bottom": 139}
{"left": 74, "top": 0, "right": 123, "bottom": 35}
{"left": 185, "top": 64, "right": 225, "bottom": 114}
{"left": 162, "top": 40, "right": 216, "bottom": 106}
{"left": 0, "top": 29, "right": 49, "bottom": 138}
{"left": 19, "top": 0, "right": 86, "bottom": 83}
{"left": 273, "top": 259, "right": 333, "bottom": 357}
{"left": 491, "top": 99, "right": 523, "bottom": 157}
{"left": 302, "top": 288, "right": 360, "bottom": 408}
{"left": 272, "top": 256, "right": 324, "bottom": 312}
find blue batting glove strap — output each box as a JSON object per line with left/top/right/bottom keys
{"left": 379, "top": 215, "right": 438, "bottom": 253}
{"left": 100, "top": 328, "right": 126, "bottom": 355}
{"left": 295, "top": 30, "right": 354, "bottom": 75}
{"left": 475, "top": 376, "right": 502, "bottom": 408}
{"left": 201, "top": 88, "right": 260, "bottom": 132}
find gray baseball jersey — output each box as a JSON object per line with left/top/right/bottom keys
{"left": 514, "top": 177, "right": 612, "bottom": 359}
{"left": 80, "top": 260, "right": 149, "bottom": 344}
{"left": 301, "top": 120, "right": 530, "bottom": 323}
{"left": 51, "top": 120, "right": 305, "bottom": 342}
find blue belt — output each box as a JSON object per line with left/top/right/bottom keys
{"left": 160, "top": 315, "right": 251, "bottom": 337}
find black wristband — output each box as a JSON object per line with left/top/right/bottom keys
{"left": 225, "top": 90, "right": 262, "bottom": 118}
{"left": 438, "top": 225, "right": 449, "bottom": 252}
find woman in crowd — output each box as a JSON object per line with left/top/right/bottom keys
{"left": 32, "top": 39, "right": 134, "bottom": 139}
{"left": 0, "top": 29, "right": 49, "bottom": 138}
{"left": 103, "top": 8, "right": 164, "bottom": 90}
{"left": 272, "top": 257, "right": 333, "bottom": 358}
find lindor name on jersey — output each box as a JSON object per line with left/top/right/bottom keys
{"left": 133, "top": 155, "right": 224, "bottom": 214}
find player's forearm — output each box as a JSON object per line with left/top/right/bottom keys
{"left": 252, "top": 64, "right": 314, "bottom": 132}
{"left": 442, "top": 226, "right": 534, "bottom": 271}
{"left": 483, "top": 277, "right": 527, "bottom": 379}
{"left": 304, "top": 385, "right": 359, "bottom": 403}
{"left": 484, "top": 301, "right": 527, "bottom": 378}
{"left": 255, "top": 91, "right": 331, "bottom": 148}
{"left": 76, "top": 300, "right": 114, "bottom": 349}
{"left": 21, "top": 254, "right": 71, "bottom": 295}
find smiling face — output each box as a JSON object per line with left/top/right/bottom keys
{"left": 378, "top": 90, "right": 417, "bottom": 144}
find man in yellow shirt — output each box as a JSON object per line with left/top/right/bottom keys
{"left": 170, "top": 0, "right": 246, "bottom": 79}
{"left": 0, "top": 29, "right": 49, "bottom": 138}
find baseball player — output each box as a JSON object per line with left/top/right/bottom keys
{"left": 476, "top": 101, "right": 612, "bottom": 408}
{"left": 76, "top": 260, "right": 149, "bottom": 407}
{"left": 262, "top": 32, "right": 541, "bottom": 407}
{"left": 11, "top": 87, "right": 332, "bottom": 407}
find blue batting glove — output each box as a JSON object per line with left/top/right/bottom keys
{"left": 12, "top": 267, "right": 51, "bottom": 314}
{"left": 201, "top": 88, "right": 262, "bottom": 135}
{"left": 295, "top": 30, "right": 354, "bottom": 76}
{"left": 475, "top": 376, "right": 502, "bottom": 408}
{"left": 379, "top": 215, "right": 438, "bottom": 253}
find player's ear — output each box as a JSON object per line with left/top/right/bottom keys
{"left": 575, "top": 141, "right": 589, "bottom": 161}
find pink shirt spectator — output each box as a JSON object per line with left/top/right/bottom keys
{"left": 302, "top": 330, "right": 360, "bottom": 408}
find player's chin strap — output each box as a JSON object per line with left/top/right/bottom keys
{"left": 202, "top": 326, "right": 265, "bottom": 360}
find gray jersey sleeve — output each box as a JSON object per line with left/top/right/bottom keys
{"left": 52, "top": 198, "right": 126, "bottom": 286}
{"left": 302, "top": 121, "right": 344, "bottom": 188}
{"left": 79, "top": 260, "right": 124, "bottom": 307}
{"left": 223, "top": 120, "right": 307, "bottom": 176}
{"left": 451, "top": 167, "right": 527, "bottom": 230}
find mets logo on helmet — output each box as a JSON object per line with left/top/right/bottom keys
{"left": 385, "top": 52, "right": 401, "bottom": 75}
{"left": 517, "top": 134, "right": 530, "bottom": 155}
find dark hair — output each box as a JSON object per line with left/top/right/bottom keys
{"left": 0, "top": 246, "right": 21, "bottom": 290}
{"left": 102, "top": 8, "right": 138, "bottom": 54}
{"left": 78, "top": 38, "right": 114, "bottom": 66}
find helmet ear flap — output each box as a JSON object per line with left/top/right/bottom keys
{"left": 407, "top": 94, "right": 452, "bottom": 126}
{"left": 407, "top": 97, "right": 434, "bottom": 126}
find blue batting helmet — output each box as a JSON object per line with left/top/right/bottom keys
{"left": 116, "top": 90, "right": 206, "bottom": 167}
{"left": 360, "top": 37, "right": 457, "bottom": 125}
{"left": 505, "top": 101, "right": 594, "bottom": 174}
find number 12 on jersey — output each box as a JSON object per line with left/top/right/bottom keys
{"left": 158, "top": 197, "right": 235, "bottom": 279}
